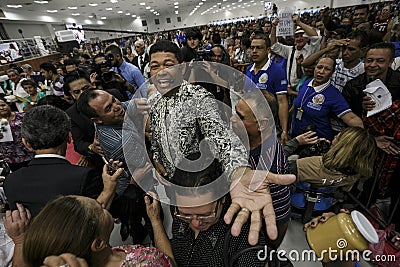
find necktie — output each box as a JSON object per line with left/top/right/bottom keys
{"left": 140, "top": 55, "right": 144, "bottom": 69}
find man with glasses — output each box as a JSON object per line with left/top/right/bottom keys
{"left": 167, "top": 154, "right": 273, "bottom": 267}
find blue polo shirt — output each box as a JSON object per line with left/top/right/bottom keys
{"left": 244, "top": 59, "right": 287, "bottom": 95}
{"left": 291, "top": 79, "right": 351, "bottom": 141}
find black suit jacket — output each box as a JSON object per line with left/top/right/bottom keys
{"left": 4, "top": 157, "right": 103, "bottom": 217}
{"left": 132, "top": 54, "right": 149, "bottom": 74}
{"left": 66, "top": 103, "right": 94, "bottom": 156}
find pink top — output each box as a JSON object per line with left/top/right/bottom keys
{"left": 113, "top": 244, "right": 172, "bottom": 267}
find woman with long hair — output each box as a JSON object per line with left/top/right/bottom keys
{"left": 291, "top": 127, "right": 378, "bottom": 189}
{"left": 22, "top": 195, "right": 175, "bottom": 267}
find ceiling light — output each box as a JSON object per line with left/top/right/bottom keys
{"left": 174, "top": 2, "right": 179, "bottom": 4}
{"left": 7, "top": 5, "right": 23, "bottom": 8}
{"left": 118, "top": 10, "right": 123, "bottom": 13}
{"left": 101, "top": 16, "right": 107, "bottom": 19}
{"left": 150, "top": 9, "right": 154, "bottom": 11}
{"left": 175, "top": 6, "right": 179, "bottom": 8}
{"left": 131, "top": 14, "right": 136, "bottom": 17}
{"left": 199, "top": 2, "right": 203, "bottom": 5}
{"left": 68, "top": 6, "right": 78, "bottom": 9}
{"left": 72, "top": 13, "right": 80, "bottom": 16}
{"left": 89, "top": 3, "right": 98, "bottom": 6}
{"left": 47, "top": 9, "right": 58, "bottom": 13}
{"left": 139, "top": 2, "right": 146, "bottom": 5}
{"left": 34, "top": 0, "right": 49, "bottom": 4}
{"left": 175, "top": 11, "right": 179, "bottom": 14}
{"left": 137, "top": 16, "right": 140, "bottom": 19}
{"left": 146, "top": 6, "right": 151, "bottom": 9}
{"left": 106, "top": 7, "right": 113, "bottom": 10}
{"left": 125, "top": 13, "right": 131, "bottom": 15}
{"left": 110, "top": 0, "right": 118, "bottom": 3}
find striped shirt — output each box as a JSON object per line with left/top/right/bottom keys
{"left": 96, "top": 102, "right": 147, "bottom": 194}
{"left": 248, "top": 138, "right": 291, "bottom": 225}
{"left": 331, "top": 59, "right": 364, "bottom": 93}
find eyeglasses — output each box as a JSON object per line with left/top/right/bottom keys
{"left": 174, "top": 199, "right": 222, "bottom": 223}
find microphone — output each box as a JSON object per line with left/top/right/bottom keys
{"left": 18, "top": 28, "right": 25, "bottom": 39}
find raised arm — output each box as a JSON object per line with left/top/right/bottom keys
{"left": 145, "top": 195, "right": 177, "bottom": 267}
{"left": 292, "top": 14, "right": 318, "bottom": 37}
{"left": 270, "top": 17, "right": 279, "bottom": 46}
{"left": 302, "top": 39, "right": 350, "bottom": 67}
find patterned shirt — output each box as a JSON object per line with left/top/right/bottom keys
{"left": 171, "top": 196, "right": 269, "bottom": 267}
{"left": 114, "top": 244, "right": 172, "bottom": 267}
{"left": 50, "top": 74, "right": 64, "bottom": 96}
{"left": 331, "top": 59, "right": 364, "bottom": 93}
{"left": 363, "top": 99, "right": 400, "bottom": 197}
{"left": 149, "top": 80, "right": 248, "bottom": 179}
{"left": 248, "top": 138, "right": 291, "bottom": 225}
{"left": 0, "top": 112, "right": 34, "bottom": 164}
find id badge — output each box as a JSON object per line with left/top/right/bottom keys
{"left": 296, "top": 108, "right": 303, "bottom": 120}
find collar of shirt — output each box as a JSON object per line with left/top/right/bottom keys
{"left": 307, "top": 79, "right": 330, "bottom": 92}
{"left": 35, "top": 154, "right": 67, "bottom": 160}
{"left": 249, "top": 58, "right": 272, "bottom": 72}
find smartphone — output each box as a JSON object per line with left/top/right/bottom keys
{"left": 102, "top": 156, "right": 129, "bottom": 177}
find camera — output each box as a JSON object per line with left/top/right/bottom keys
{"left": 101, "top": 71, "right": 116, "bottom": 83}
{"left": 93, "top": 56, "right": 115, "bottom": 84}
{"left": 194, "top": 49, "right": 211, "bottom": 61}
{"left": 298, "top": 125, "right": 331, "bottom": 158}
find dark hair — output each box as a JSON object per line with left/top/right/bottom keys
{"left": 80, "top": 54, "right": 90, "bottom": 60}
{"left": 93, "top": 53, "right": 106, "bottom": 62}
{"left": 169, "top": 153, "right": 228, "bottom": 198}
{"left": 252, "top": 33, "right": 271, "bottom": 48}
{"left": 367, "top": 42, "right": 395, "bottom": 58}
{"left": 355, "top": 4, "right": 369, "bottom": 13}
{"left": 212, "top": 33, "right": 222, "bottom": 45}
{"left": 186, "top": 27, "right": 203, "bottom": 40}
{"left": 21, "top": 79, "right": 38, "bottom": 88}
{"left": 242, "top": 90, "right": 278, "bottom": 128}
{"left": 64, "top": 58, "right": 79, "bottom": 67}
{"left": 149, "top": 40, "right": 183, "bottom": 63}
{"left": 37, "top": 95, "right": 72, "bottom": 111}
{"left": 316, "top": 56, "right": 336, "bottom": 72}
{"left": 210, "top": 44, "right": 228, "bottom": 62}
{"left": 23, "top": 196, "right": 103, "bottom": 267}
{"left": 76, "top": 89, "right": 101, "bottom": 118}
{"left": 346, "top": 30, "right": 369, "bottom": 49}
{"left": 22, "top": 105, "right": 71, "bottom": 150}
{"left": 39, "top": 61, "right": 57, "bottom": 74}
{"left": 241, "top": 38, "right": 251, "bottom": 49}
{"left": 63, "top": 69, "right": 90, "bottom": 96}
{"left": 105, "top": 44, "right": 122, "bottom": 56}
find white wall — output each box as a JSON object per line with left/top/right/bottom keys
{"left": 2, "top": 21, "right": 53, "bottom": 39}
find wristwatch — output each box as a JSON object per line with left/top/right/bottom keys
{"left": 88, "top": 144, "right": 94, "bottom": 154}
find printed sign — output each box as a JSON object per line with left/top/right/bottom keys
{"left": 277, "top": 8, "right": 295, "bottom": 37}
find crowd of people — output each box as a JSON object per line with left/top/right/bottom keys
{"left": 0, "top": 1, "right": 399, "bottom": 267}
